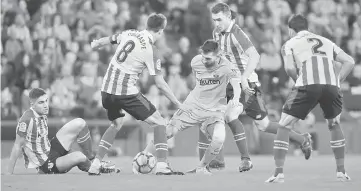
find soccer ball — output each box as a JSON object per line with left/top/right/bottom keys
{"left": 132, "top": 152, "right": 157, "bottom": 174}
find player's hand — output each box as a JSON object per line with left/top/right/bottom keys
{"left": 241, "top": 78, "right": 255, "bottom": 96}
{"left": 90, "top": 40, "right": 100, "bottom": 49}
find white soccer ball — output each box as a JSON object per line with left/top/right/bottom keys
{"left": 132, "top": 152, "right": 157, "bottom": 174}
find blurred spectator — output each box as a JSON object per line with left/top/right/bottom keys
{"left": 167, "top": 61, "right": 189, "bottom": 103}
{"left": 4, "top": 26, "right": 23, "bottom": 62}
{"left": 178, "top": 36, "right": 194, "bottom": 77}
{"left": 7, "top": 14, "right": 32, "bottom": 52}
{"left": 52, "top": 14, "right": 72, "bottom": 42}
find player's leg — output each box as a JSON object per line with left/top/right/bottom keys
{"left": 198, "top": 130, "right": 225, "bottom": 170}
{"left": 88, "top": 92, "right": 125, "bottom": 175}
{"left": 195, "top": 121, "right": 226, "bottom": 175}
{"left": 225, "top": 100, "right": 252, "bottom": 172}
{"left": 55, "top": 151, "right": 89, "bottom": 173}
{"left": 56, "top": 118, "right": 93, "bottom": 159}
{"left": 266, "top": 85, "right": 318, "bottom": 183}
{"left": 320, "top": 85, "right": 350, "bottom": 181}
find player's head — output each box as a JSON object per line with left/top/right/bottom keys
{"left": 211, "top": 3, "right": 233, "bottom": 32}
{"left": 29, "top": 88, "right": 49, "bottom": 115}
{"left": 288, "top": 14, "right": 308, "bottom": 37}
{"left": 200, "top": 39, "right": 221, "bottom": 68}
{"left": 146, "top": 13, "right": 167, "bottom": 42}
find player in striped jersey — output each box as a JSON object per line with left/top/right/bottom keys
{"left": 89, "top": 13, "right": 183, "bottom": 175}
{"left": 266, "top": 15, "right": 354, "bottom": 183}
{"left": 144, "top": 40, "right": 243, "bottom": 175}
{"left": 198, "top": 2, "right": 312, "bottom": 172}
{"left": 7, "top": 88, "right": 116, "bottom": 174}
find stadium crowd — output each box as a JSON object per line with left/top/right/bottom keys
{"left": 1, "top": 0, "right": 361, "bottom": 121}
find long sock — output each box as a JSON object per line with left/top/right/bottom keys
{"left": 144, "top": 140, "right": 156, "bottom": 154}
{"left": 199, "top": 141, "right": 222, "bottom": 167}
{"left": 329, "top": 123, "right": 346, "bottom": 173}
{"left": 273, "top": 125, "right": 290, "bottom": 176}
{"left": 77, "top": 125, "right": 94, "bottom": 160}
{"left": 198, "top": 130, "right": 210, "bottom": 161}
{"left": 264, "top": 122, "right": 305, "bottom": 145}
{"left": 214, "top": 147, "right": 224, "bottom": 163}
{"left": 78, "top": 159, "right": 91, "bottom": 172}
{"left": 96, "top": 125, "right": 118, "bottom": 160}
{"left": 154, "top": 125, "right": 168, "bottom": 162}
{"left": 228, "top": 119, "right": 250, "bottom": 159}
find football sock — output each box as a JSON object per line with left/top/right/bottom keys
{"left": 264, "top": 122, "right": 305, "bottom": 145}
{"left": 154, "top": 125, "right": 168, "bottom": 163}
{"left": 77, "top": 125, "right": 94, "bottom": 159}
{"left": 228, "top": 119, "right": 250, "bottom": 160}
{"left": 198, "top": 130, "right": 210, "bottom": 161}
{"left": 273, "top": 124, "right": 290, "bottom": 176}
{"left": 96, "top": 125, "right": 117, "bottom": 160}
{"left": 199, "top": 138, "right": 223, "bottom": 167}
{"left": 78, "top": 159, "right": 91, "bottom": 172}
{"left": 329, "top": 123, "right": 346, "bottom": 173}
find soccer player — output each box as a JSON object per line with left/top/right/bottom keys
{"left": 266, "top": 15, "right": 354, "bottom": 183}
{"left": 7, "top": 88, "right": 115, "bottom": 174}
{"left": 144, "top": 39, "right": 243, "bottom": 174}
{"left": 88, "top": 13, "right": 183, "bottom": 175}
{"left": 198, "top": 3, "right": 312, "bottom": 172}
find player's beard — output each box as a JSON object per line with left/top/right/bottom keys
{"left": 204, "top": 61, "right": 216, "bottom": 68}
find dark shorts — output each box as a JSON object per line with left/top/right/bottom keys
{"left": 226, "top": 82, "right": 268, "bottom": 120}
{"left": 101, "top": 91, "right": 157, "bottom": 121}
{"left": 282, "top": 84, "right": 343, "bottom": 120}
{"left": 38, "top": 136, "right": 68, "bottom": 174}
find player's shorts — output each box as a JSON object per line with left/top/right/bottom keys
{"left": 101, "top": 91, "right": 156, "bottom": 121}
{"left": 38, "top": 136, "right": 68, "bottom": 174}
{"left": 226, "top": 82, "right": 268, "bottom": 120}
{"left": 168, "top": 105, "right": 225, "bottom": 140}
{"left": 282, "top": 84, "right": 343, "bottom": 120}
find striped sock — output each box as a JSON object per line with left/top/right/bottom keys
{"left": 228, "top": 119, "right": 250, "bottom": 159}
{"left": 330, "top": 124, "right": 346, "bottom": 173}
{"left": 96, "top": 126, "right": 117, "bottom": 159}
{"left": 198, "top": 130, "right": 211, "bottom": 161}
{"left": 77, "top": 126, "right": 94, "bottom": 159}
{"left": 154, "top": 125, "right": 168, "bottom": 162}
{"left": 273, "top": 126, "right": 290, "bottom": 176}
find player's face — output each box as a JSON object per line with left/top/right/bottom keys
{"left": 31, "top": 95, "right": 49, "bottom": 115}
{"left": 212, "top": 12, "right": 232, "bottom": 32}
{"left": 202, "top": 52, "right": 220, "bottom": 68}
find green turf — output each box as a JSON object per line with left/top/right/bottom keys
{"left": 1, "top": 155, "right": 360, "bottom": 191}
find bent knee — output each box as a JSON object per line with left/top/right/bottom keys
{"left": 147, "top": 112, "right": 166, "bottom": 127}
{"left": 72, "top": 151, "right": 87, "bottom": 163}
{"left": 225, "top": 107, "right": 242, "bottom": 123}
{"left": 111, "top": 118, "right": 124, "bottom": 131}
{"left": 72, "top": 118, "right": 87, "bottom": 129}
{"left": 254, "top": 117, "right": 270, "bottom": 131}
{"left": 327, "top": 117, "right": 340, "bottom": 130}
{"left": 212, "top": 125, "right": 226, "bottom": 143}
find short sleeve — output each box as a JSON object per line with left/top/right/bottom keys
{"left": 333, "top": 43, "right": 342, "bottom": 55}
{"left": 16, "top": 117, "right": 31, "bottom": 137}
{"left": 282, "top": 41, "right": 292, "bottom": 56}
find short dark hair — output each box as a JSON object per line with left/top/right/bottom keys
{"left": 288, "top": 14, "right": 308, "bottom": 33}
{"left": 29, "top": 88, "right": 46, "bottom": 100}
{"left": 211, "top": 3, "right": 231, "bottom": 17}
{"left": 147, "top": 13, "right": 167, "bottom": 32}
{"left": 200, "top": 39, "right": 219, "bottom": 54}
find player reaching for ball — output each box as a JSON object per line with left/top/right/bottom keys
{"left": 198, "top": 2, "right": 313, "bottom": 172}
{"left": 7, "top": 88, "right": 116, "bottom": 175}
{"left": 266, "top": 14, "right": 354, "bottom": 183}
{"left": 89, "top": 13, "right": 183, "bottom": 175}
{"left": 144, "top": 39, "right": 243, "bottom": 174}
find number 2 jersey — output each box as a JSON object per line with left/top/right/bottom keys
{"left": 183, "top": 55, "right": 239, "bottom": 113}
{"left": 101, "top": 30, "right": 161, "bottom": 95}
{"left": 282, "top": 30, "right": 342, "bottom": 87}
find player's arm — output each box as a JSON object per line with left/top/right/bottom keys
{"left": 147, "top": 48, "right": 181, "bottom": 107}
{"left": 7, "top": 119, "right": 29, "bottom": 174}
{"left": 90, "top": 33, "right": 122, "bottom": 49}
{"left": 282, "top": 44, "right": 298, "bottom": 82}
{"left": 334, "top": 45, "right": 355, "bottom": 82}
{"left": 232, "top": 30, "right": 260, "bottom": 82}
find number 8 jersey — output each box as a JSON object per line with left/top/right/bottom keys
{"left": 282, "top": 30, "right": 343, "bottom": 88}
{"left": 101, "top": 30, "right": 162, "bottom": 95}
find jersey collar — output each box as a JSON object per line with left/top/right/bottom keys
{"left": 143, "top": 30, "right": 154, "bottom": 44}
{"left": 297, "top": 30, "right": 310, "bottom": 36}
{"left": 30, "top": 107, "right": 41, "bottom": 117}
{"left": 226, "top": 20, "right": 235, "bottom": 33}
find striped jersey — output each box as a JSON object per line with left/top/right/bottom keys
{"left": 183, "top": 55, "right": 239, "bottom": 112}
{"left": 282, "top": 31, "right": 342, "bottom": 87}
{"left": 101, "top": 30, "right": 162, "bottom": 95}
{"left": 213, "top": 20, "right": 259, "bottom": 82}
{"left": 16, "top": 108, "right": 50, "bottom": 168}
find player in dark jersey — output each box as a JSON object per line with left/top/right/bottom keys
{"left": 266, "top": 15, "right": 354, "bottom": 183}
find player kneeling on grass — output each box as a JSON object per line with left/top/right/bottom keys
{"left": 144, "top": 39, "right": 243, "bottom": 174}
{"left": 7, "top": 88, "right": 117, "bottom": 175}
